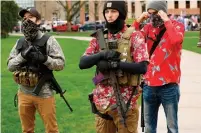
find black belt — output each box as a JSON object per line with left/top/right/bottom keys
{"left": 150, "top": 83, "right": 177, "bottom": 89}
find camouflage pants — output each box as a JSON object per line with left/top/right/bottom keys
{"left": 95, "top": 107, "right": 139, "bottom": 133}
{"left": 18, "top": 91, "right": 59, "bottom": 133}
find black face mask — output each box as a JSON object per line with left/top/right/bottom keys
{"left": 22, "top": 19, "right": 39, "bottom": 41}
{"left": 150, "top": 14, "right": 164, "bottom": 28}
{"left": 106, "top": 19, "right": 124, "bottom": 34}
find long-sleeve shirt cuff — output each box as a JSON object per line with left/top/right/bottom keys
{"left": 132, "top": 21, "right": 140, "bottom": 31}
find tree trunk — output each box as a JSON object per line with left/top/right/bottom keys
{"left": 67, "top": 21, "right": 71, "bottom": 32}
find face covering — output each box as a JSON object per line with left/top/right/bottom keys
{"left": 22, "top": 19, "right": 39, "bottom": 41}
{"left": 150, "top": 14, "right": 164, "bottom": 28}
{"left": 106, "top": 19, "right": 124, "bottom": 34}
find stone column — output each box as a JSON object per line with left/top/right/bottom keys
{"left": 190, "top": 0, "right": 197, "bottom": 8}
{"left": 127, "top": 1, "right": 132, "bottom": 19}
{"left": 179, "top": 1, "right": 185, "bottom": 9}
{"left": 80, "top": 1, "right": 85, "bottom": 24}
{"left": 98, "top": 1, "right": 104, "bottom": 21}
{"left": 135, "top": 1, "right": 142, "bottom": 19}
{"left": 89, "top": 1, "right": 95, "bottom": 22}
{"left": 167, "top": 1, "right": 174, "bottom": 9}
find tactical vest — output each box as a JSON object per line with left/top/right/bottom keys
{"left": 13, "top": 34, "right": 51, "bottom": 87}
{"left": 101, "top": 27, "right": 142, "bottom": 86}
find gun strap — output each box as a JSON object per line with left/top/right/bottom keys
{"left": 14, "top": 93, "right": 18, "bottom": 107}
{"left": 149, "top": 28, "right": 166, "bottom": 58}
{"left": 126, "top": 86, "right": 137, "bottom": 110}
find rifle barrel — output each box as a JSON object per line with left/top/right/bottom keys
{"left": 61, "top": 94, "right": 73, "bottom": 112}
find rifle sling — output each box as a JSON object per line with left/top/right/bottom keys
{"left": 149, "top": 28, "right": 166, "bottom": 58}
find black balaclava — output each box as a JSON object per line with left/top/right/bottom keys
{"left": 147, "top": 1, "right": 167, "bottom": 28}
{"left": 22, "top": 19, "right": 39, "bottom": 41}
{"left": 103, "top": 1, "right": 127, "bottom": 34}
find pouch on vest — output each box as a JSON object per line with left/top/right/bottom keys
{"left": 13, "top": 34, "right": 50, "bottom": 87}
{"left": 99, "top": 27, "right": 142, "bottom": 86}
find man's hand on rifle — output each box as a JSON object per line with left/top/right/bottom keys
{"left": 99, "top": 50, "right": 121, "bottom": 60}
{"left": 21, "top": 45, "right": 33, "bottom": 60}
{"left": 96, "top": 59, "right": 120, "bottom": 72}
{"left": 29, "top": 51, "right": 48, "bottom": 63}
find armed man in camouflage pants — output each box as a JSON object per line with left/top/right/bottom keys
{"left": 7, "top": 8, "right": 65, "bottom": 133}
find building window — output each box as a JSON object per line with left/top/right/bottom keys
{"left": 198, "top": 1, "right": 200, "bottom": 8}
{"left": 174, "top": 1, "right": 178, "bottom": 9}
{"left": 186, "top": 1, "right": 190, "bottom": 8}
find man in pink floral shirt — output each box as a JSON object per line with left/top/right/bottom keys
{"left": 79, "top": 1, "right": 149, "bottom": 133}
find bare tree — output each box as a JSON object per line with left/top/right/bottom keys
{"left": 57, "top": 0, "right": 86, "bottom": 31}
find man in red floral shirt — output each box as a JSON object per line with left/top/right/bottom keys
{"left": 132, "top": 1, "right": 185, "bottom": 133}
{"left": 79, "top": 1, "right": 149, "bottom": 133}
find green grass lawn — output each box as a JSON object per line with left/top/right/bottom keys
{"left": 49, "top": 31, "right": 93, "bottom": 37}
{"left": 1, "top": 31, "right": 201, "bottom": 133}
{"left": 183, "top": 31, "right": 201, "bottom": 54}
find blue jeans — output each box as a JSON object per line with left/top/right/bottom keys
{"left": 143, "top": 83, "right": 180, "bottom": 133}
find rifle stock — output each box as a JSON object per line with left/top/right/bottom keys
{"left": 96, "top": 29, "right": 127, "bottom": 126}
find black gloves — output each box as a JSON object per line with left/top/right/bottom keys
{"left": 21, "top": 45, "right": 47, "bottom": 63}
{"left": 96, "top": 60, "right": 120, "bottom": 72}
{"left": 29, "top": 51, "right": 48, "bottom": 63}
{"left": 96, "top": 50, "right": 121, "bottom": 72}
{"left": 99, "top": 50, "right": 121, "bottom": 60}
{"left": 21, "top": 45, "right": 33, "bottom": 60}
{"left": 79, "top": 50, "right": 121, "bottom": 70}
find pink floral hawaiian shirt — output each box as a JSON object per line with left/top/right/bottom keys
{"left": 84, "top": 24, "right": 149, "bottom": 110}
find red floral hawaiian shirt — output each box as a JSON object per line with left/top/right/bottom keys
{"left": 84, "top": 24, "right": 149, "bottom": 110}
{"left": 133, "top": 20, "right": 185, "bottom": 86}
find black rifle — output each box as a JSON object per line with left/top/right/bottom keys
{"left": 30, "top": 45, "right": 73, "bottom": 112}
{"left": 141, "top": 82, "right": 145, "bottom": 132}
{"left": 33, "top": 73, "right": 73, "bottom": 112}
{"left": 51, "top": 75, "right": 73, "bottom": 112}
{"left": 96, "top": 29, "right": 127, "bottom": 127}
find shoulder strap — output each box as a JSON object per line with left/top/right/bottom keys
{"left": 33, "top": 34, "right": 51, "bottom": 47}
{"left": 149, "top": 28, "right": 166, "bottom": 58}
{"left": 16, "top": 37, "right": 26, "bottom": 50}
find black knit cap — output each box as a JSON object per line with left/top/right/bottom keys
{"left": 103, "top": 1, "right": 127, "bottom": 20}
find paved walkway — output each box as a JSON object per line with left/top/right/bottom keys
{"left": 9, "top": 33, "right": 92, "bottom": 41}
{"left": 10, "top": 33, "right": 201, "bottom": 133}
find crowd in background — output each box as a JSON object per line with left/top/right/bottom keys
{"left": 170, "top": 14, "right": 200, "bottom": 31}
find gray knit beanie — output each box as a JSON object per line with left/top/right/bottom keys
{"left": 147, "top": 1, "right": 167, "bottom": 13}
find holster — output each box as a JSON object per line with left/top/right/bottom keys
{"left": 88, "top": 93, "right": 113, "bottom": 120}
